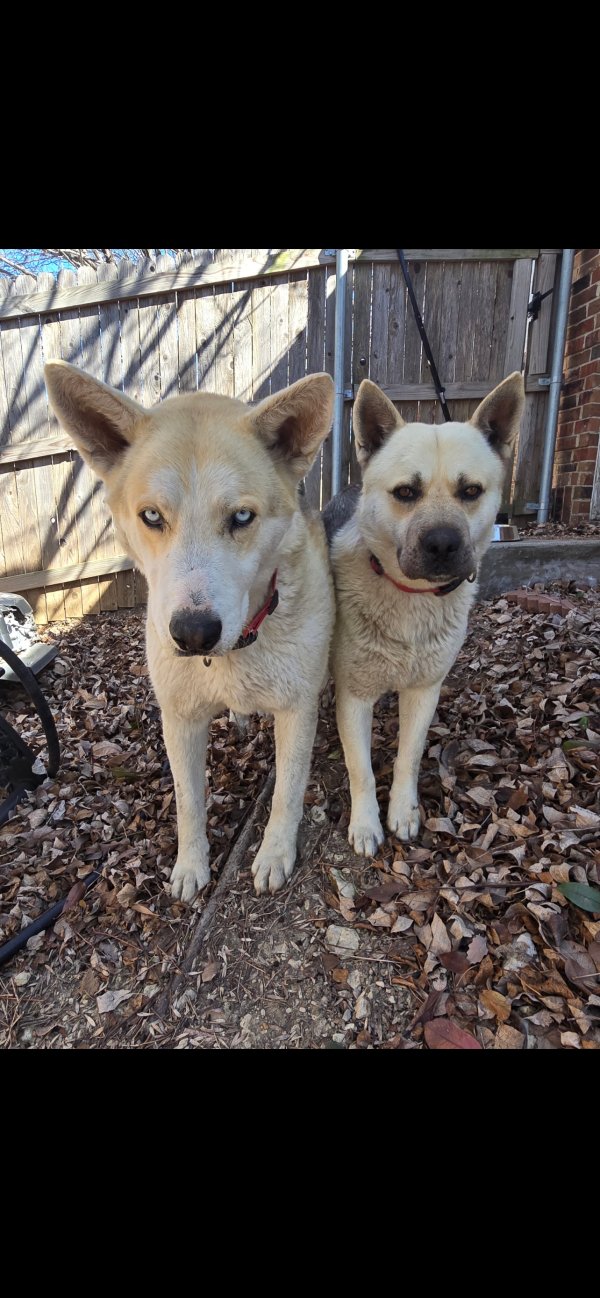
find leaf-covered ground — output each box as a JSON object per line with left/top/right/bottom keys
{"left": 1, "top": 581, "right": 599, "bottom": 1049}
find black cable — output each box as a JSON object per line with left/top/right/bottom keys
{"left": 0, "top": 870, "right": 100, "bottom": 967}
{"left": 397, "top": 250, "right": 452, "bottom": 422}
{"left": 0, "top": 639, "right": 60, "bottom": 779}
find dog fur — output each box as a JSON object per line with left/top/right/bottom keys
{"left": 45, "top": 362, "right": 335, "bottom": 900}
{"left": 323, "top": 373, "right": 525, "bottom": 856}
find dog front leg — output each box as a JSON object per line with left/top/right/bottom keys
{"left": 162, "top": 712, "right": 212, "bottom": 901}
{"left": 388, "top": 681, "right": 442, "bottom": 841}
{"left": 252, "top": 707, "right": 318, "bottom": 894}
{"left": 336, "top": 685, "right": 383, "bottom": 856}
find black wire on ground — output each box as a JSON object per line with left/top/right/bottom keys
{"left": 0, "top": 870, "right": 100, "bottom": 968}
{"left": 0, "top": 639, "right": 60, "bottom": 824}
{"left": 0, "top": 639, "right": 60, "bottom": 778}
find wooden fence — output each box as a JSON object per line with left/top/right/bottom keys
{"left": 0, "top": 248, "right": 562, "bottom": 621}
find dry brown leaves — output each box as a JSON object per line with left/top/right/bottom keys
{"left": 1, "top": 578, "right": 599, "bottom": 1050}
{"left": 314, "top": 579, "right": 600, "bottom": 1049}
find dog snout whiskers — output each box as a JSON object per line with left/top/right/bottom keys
{"left": 169, "top": 610, "right": 222, "bottom": 655}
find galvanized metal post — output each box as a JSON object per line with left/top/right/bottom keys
{"left": 537, "top": 249, "right": 575, "bottom": 524}
{"left": 331, "top": 249, "right": 348, "bottom": 498}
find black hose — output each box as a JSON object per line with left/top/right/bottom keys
{"left": 0, "top": 639, "right": 60, "bottom": 778}
{"left": 0, "top": 870, "right": 100, "bottom": 968}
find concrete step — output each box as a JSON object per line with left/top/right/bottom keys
{"left": 478, "top": 539, "right": 600, "bottom": 600}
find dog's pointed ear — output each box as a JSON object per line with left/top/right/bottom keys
{"left": 469, "top": 372, "right": 525, "bottom": 461}
{"left": 45, "top": 360, "right": 147, "bottom": 479}
{"left": 353, "top": 379, "right": 404, "bottom": 468}
{"left": 251, "top": 373, "right": 334, "bottom": 479}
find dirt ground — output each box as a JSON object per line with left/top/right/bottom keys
{"left": 1, "top": 580, "right": 599, "bottom": 1050}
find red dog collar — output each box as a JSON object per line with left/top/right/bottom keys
{"left": 369, "top": 553, "right": 475, "bottom": 597}
{"left": 234, "top": 571, "right": 279, "bottom": 649}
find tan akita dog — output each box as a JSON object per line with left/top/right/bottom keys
{"left": 323, "top": 372, "right": 524, "bottom": 856}
{"left": 45, "top": 362, "right": 335, "bottom": 900}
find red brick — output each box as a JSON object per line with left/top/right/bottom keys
{"left": 568, "top": 304, "right": 588, "bottom": 327}
{"left": 579, "top": 403, "right": 600, "bottom": 418}
{"left": 564, "top": 341, "right": 589, "bottom": 364}
{"left": 591, "top": 266, "right": 600, "bottom": 284}
{"left": 577, "top": 249, "right": 600, "bottom": 270}
{"left": 568, "top": 317, "right": 592, "bottom": 340}
{"left": 583, "top": 372, "right": 600, "bottom": 390}
{"left": 575, "top": 432, "right": 600, "bottom": 448}
{"left": 575, "top": 285, "right": 600, "bottom": 308}
{"left": 584, "top": 329, "right": 600, "bottom": 348}
{"left": 563, "top": 377, "right": 585, "bottom": 397}
{"left": 574, "top": 417, "right": 600, "bottom": 433}
{"left": 573, "top": 449, "right": 595, "bottom": 463}
{"left": 578, "top": 361, "right": 600, "bottom": 379}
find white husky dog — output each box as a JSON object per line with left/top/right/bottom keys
{"left": 45, "top": 362, "right": 335, "bottom": 900}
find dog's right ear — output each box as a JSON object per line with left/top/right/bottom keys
{"left": 45, "top": 361, "right": 147, "bottom": 479}
{"left": 353, "top": 379, "right": 404, "bottom": 468}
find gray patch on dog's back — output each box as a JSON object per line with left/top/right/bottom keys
{"left": 322, "top": 483, "right": 362, "bottom": 545}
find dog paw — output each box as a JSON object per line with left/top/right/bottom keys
{"left": 348, "top": 813, "right": 384, "bottom": 857}
{"left": 252, "top": 840, "right": 296, "bottom": 894}
{"left": 388, "top": 799, "right": 421, "bottom": 842}
{"left": 170, "top": 856, "right": 211, "bottom": 902}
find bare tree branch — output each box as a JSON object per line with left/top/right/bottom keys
{"left": 0, "top": 253, "right": 37, "bottom": 280}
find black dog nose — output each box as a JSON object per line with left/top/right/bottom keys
{"left": 422, "top": 526, "right": 462, "bottom": 561}
{"left": 169, "top": 611, "right": 222, "bottom": 654}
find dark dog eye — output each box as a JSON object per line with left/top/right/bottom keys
{"left": 459, "top": 484, "right": 484, "bottom": 501}
{"left": 392, "top": 484, "right": 419, "bottom": 502}
{"left": 231, "top": 508, "right": 256, "bottom": 528}
{"left": 140, "top": 507, "right": 164, "bottom": 528}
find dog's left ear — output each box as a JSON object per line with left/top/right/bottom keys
{"left": 469, "top": 372, "right": 525, "bottom": 461}
{"left": 251, "top": 373, "right": 334, "bottom": 479}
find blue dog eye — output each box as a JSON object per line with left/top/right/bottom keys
{"left": 140, "top": 508, "right": 163, "bottom": 528}
{"left": 232, "top": 508, "right": 255, "bottom": 527}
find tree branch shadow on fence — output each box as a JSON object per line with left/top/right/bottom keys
{"left": 0, "top": 250, "right": 334, "bottom": 621}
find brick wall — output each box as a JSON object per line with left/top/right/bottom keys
{"left": 553, "top": 248, "right": 600, "bottom": 522}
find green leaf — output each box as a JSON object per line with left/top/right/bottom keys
{"left": 558, "top": 882, "right": 600, "bottom": 913}
{"left": 112, "top": 766, "right": 140, "bottom": 782}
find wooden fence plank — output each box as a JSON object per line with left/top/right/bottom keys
{"left": 287, "top": 272, "right": 308, "bottom": 386}
{"left": 0, "top": 249, "right": 541, "bottom": 615}
{"left": 0, "top": 252, "right": 547, "bottom": 324}
{"left": 177, "top": 253, "right": 199, "bottom": 393}
{"left": 251, "top": 275, "right": 272, "bottom": 402}
{"left": 0, "top": 552, "right": 134, "bottom": 594}
{"left": 231, "top": 278, "right": 253, "bottom": 402}
{"left": 156, "top": 252, "right": 180, "bottom": 402}
{"left": 95, "top": 260, "right": 122, "bottom": 611}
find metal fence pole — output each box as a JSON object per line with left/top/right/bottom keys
{"left": 331, "top": 249, "right": 348, "bottom": 497}
{"left": 537, "top": 249, "right": 575, "bottom": 524}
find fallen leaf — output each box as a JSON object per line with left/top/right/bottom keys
{"left": 479, "top": 989, "right": 512, "bottom": 1022}
{"left": 558, "top": 882, "right": 600, "bottom": 914}
{"left": 493, "top": 1024, "right": 525, "bottom": 1049}
{"left": 325, "top": 925, "right": 359, "bottom": 953}
{"left": 430, "top": 913, "right": 452, "bottom": 955}
{"left": 424, "top": 1019, "right": 482, "bottom": 1049}
{"left": 440, "top": 950, "right": 470, "bottom": 975}
{"left": 97, "top": 989, "right": 133, "bottom": 1014}
{"left": 466, "top": 935, "right": 488, "bottom": 965}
